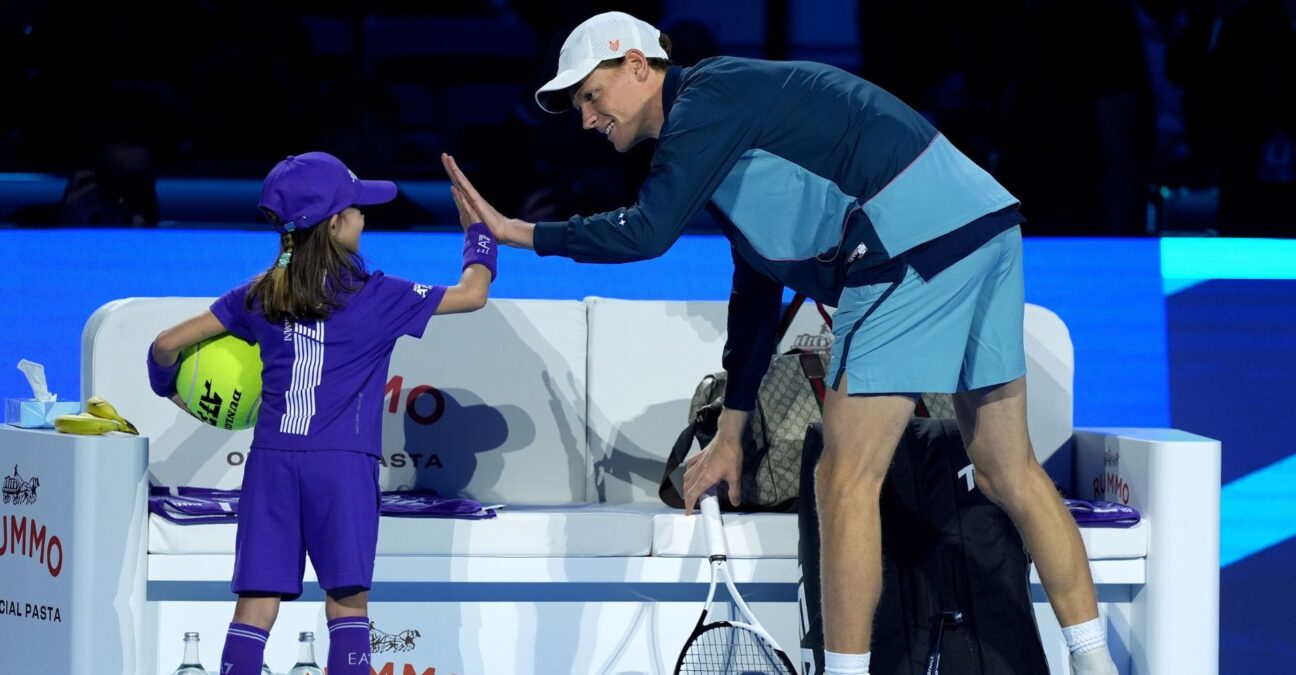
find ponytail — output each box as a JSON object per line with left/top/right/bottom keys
{"left": 247, "top": 211, "right": 366, "bottom": 323}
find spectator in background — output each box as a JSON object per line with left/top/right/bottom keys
{"left": 859, "top": 0, "right": 1154, "bottom": 236}
{"left": 60, "top": 142, "right": 158, "bottom": 226}
{"left": 15, "top": 0, "right": 189, "bottom": 173}
{"left": 991, "top": 0, "right": 1153, "bottom": 236}
{"left": 1197, "top": 0, "right": 1296, "bottom": 236}
{"left": 857, "top": 0, "right": 1014, "bottom": 172}
{"left": 312, "top": 72, "right": 439, "bottom": 229}
{"left": 0, "top": 2, "right": 43, "bottom": 168}
{"left": 1135, "top": 0, "right": 1196, "bottom": 189}
{"left": 1164, "top": 0, "right": 1231, "bottom": 190}
{"left": 181, "top": 1, "right": 321, "bottom": 174}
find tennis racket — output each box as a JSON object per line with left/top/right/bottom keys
{"left": 673, "top": 490, "right": 797, "bottom": 674}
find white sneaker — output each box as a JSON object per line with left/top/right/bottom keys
{"left": 1070, "top": 647, "right": 1119, "bottom": 675}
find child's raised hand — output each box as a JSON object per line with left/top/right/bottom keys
{"left": 450, "top": 185, "right": 482, "bottom": 231}
{"left": 442, "top": 153, "right": 534, "bottom": 250}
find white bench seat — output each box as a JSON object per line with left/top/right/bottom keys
{"left": 50, "top": 296, "right": 1218, "bottom": 674}
{"left": 149, "top": 504, "right": 655, "bottom": 557}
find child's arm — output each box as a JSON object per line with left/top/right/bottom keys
{"left": 436, "top": 263, "right": 491, "bottom": 315}
{"left": 146, "top": 310, "right": 229, "bottom": 404}
{"left": 436, "top": 185, "right": 497, "bottom": 315}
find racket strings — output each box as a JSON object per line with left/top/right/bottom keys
{"left": 678, "top": 623, "right": 793, "bottom": 674}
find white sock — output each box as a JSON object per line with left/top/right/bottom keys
{"left": 824, "top": 649, "right": 870, "bottom": 674}
{"left": 1061, "top": 617, "right": 1106, "bottom": 655}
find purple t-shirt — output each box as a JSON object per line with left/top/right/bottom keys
{"left": 210, "top": 270, "right": 446, "bottom": 457}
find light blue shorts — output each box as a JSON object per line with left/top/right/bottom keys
{"left": 829, "top": 226, "right": 1026, "bottom": 395}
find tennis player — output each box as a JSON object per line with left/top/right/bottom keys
{"left": 442, "top": 12, "right": 1118, "bottom": 675}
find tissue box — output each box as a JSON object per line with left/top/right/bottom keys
{"left": 5, "top": 398, "right": 82, "bottom": 429}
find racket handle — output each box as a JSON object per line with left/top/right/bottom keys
{"left": 700, "top": 489, "right": 727, "bottom": 559}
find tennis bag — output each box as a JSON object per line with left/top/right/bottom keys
{"left": 798, "top": 417, "right": 1049, "bottom": 675}
{"left": 658, "top": 348, "right": 828, "bottom": 513}
{"left": 659, "top": 296, "right": 832, "bottom": 513}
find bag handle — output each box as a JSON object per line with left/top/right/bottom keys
{"left": 658, "top": 421, "right": 695, "bottom": 509}
{"left": 775, "top": 293, "right": 833, "bottom": 350}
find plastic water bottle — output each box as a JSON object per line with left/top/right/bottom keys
{"left": 286, "top": 631, "right": 324, "bottom": 675}
{"left": 171, "top": 631, "right": 206, "bottom": 674}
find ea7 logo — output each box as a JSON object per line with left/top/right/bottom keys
{"left": 474, "top": 234, "right": 492, "bottom": 255}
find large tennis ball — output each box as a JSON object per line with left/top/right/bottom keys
{"left": 177, "top": 333, "right": 263, "bottom": 431}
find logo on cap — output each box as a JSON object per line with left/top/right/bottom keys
{"left": 609, "top": 39, "right": 621, "bottom": 52}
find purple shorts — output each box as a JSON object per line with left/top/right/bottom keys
{"left": 232, "top": 448, "right": 380, "bottom": 598}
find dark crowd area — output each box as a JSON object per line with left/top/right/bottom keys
{"left": 0, "top": 0, "right": 1291, "bottom": 236}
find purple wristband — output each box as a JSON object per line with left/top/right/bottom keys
{"left": 146, "top": 342, "right": 181, "bottom": 398}
{"left": 462, "top": 222, "right": 498, "bottom": 280}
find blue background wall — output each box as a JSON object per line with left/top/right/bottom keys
{"left": 1, "top": 230, "right": 1293, "bottom": 671}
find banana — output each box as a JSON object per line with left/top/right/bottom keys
{"left": 86, "top": 395, "right": 140, "bottom": 435}
{"left": 55, "top": 413, "right": 123, "bottom": 435}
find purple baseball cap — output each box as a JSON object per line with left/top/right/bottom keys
{"left": 259, "top": 152, "right": 398, "bottom": 233}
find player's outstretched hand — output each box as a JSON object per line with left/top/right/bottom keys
{"left": 441, "top": 153, "right": 535, "bottom": 250}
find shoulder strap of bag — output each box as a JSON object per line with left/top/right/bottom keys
{"left": 658, "top": 421, "right": 694, "bottom": 509}
{"left": 781, "top": 292, "right": 831, "bottom": 410}
{"left": 777, "top": 292, "right": 834, "bottom": 344}
{"left": 774, "top": 292, "right": 807, "bottom": 347}
{"left": 798, "top": 351, "right": 828, "bottom": 410}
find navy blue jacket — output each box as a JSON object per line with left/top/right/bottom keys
{"left": 534, "top": 57, "right": 1021, "bottom": 409}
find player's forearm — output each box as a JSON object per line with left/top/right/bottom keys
{"left": 532, "top": 205, "right": 682, "bottom": 263}
{"left": 502, "top": 218, "right": 535, "bottom": 250}
{"left": 715, "top": 407, "right": 750, "bottom": 442}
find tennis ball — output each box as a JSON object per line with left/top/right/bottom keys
{"left": 177, "top": 333, "right": 263, "bottom": 431}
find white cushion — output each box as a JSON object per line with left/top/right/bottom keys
{"left": 148, "top": 504, "right": 653, "bottom": 557}
{"left": 648, "top": 511, "right": 1146, "bottom": 560}
{"left": 583, "top": 298, "right": 828, "bottom": 504}
{"left": 651, "top": 511, "right": 800, "bottom": 558}
{"left": 86, "top": 298, "right": 591, "bottom": 503}
{"left": 380, "top": 300, "right": 589, "bottom": 503}
{"left": 1024, "top": 304, "right": 1075, "bottom": 465}
{"left": 84, "top": 297, "right": 252, "bottom": 489}
{"left": 1077, "top": 519, "right": 1149, "bottom": 560}
{"left": 149, "top": 508, "right": 1144, "bottom": 560}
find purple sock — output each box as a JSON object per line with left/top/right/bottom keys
{"left": 221, "top": 622, "right": 269, "bottom": 675}
{"left": 328, "top": 616, "right": 372, "bottom": 674}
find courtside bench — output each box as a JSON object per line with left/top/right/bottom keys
{"left": 0, "top": 297, "right": 1219, "bottom": 674}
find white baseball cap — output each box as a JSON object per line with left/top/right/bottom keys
{"left": 534, "top": 11, "right": 669, "bottom": 114}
